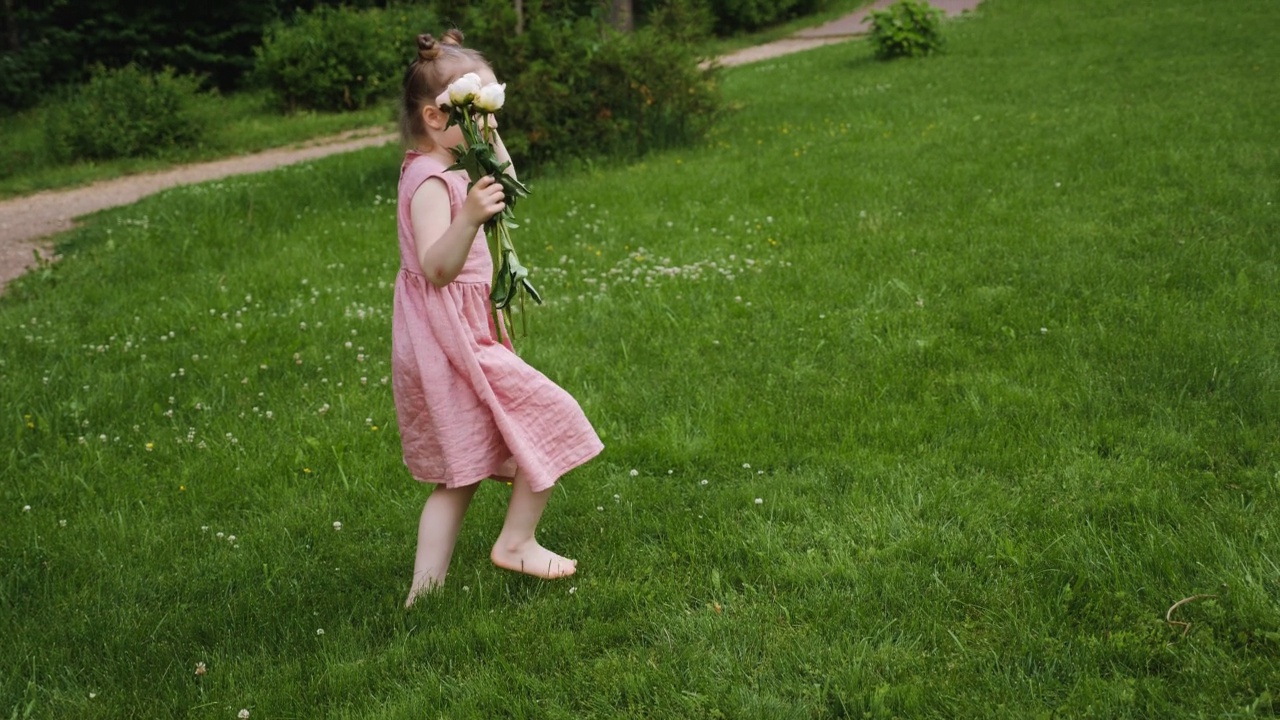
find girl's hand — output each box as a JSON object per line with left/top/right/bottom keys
{"left": 462, "top": 175, "right": 505, "bottom": 226}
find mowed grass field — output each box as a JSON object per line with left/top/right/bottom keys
{"left": 2, "top": 0, "right": 1278, "bottom": 717}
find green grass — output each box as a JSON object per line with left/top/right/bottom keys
{"left": 3, "top": 0, "right": 1279, "bottom": 717}
{"left": 0, "top": 90, "right": 393, "bottom": 199}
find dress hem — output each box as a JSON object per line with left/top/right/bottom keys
{"left": 407, "top": 435, "right": 604, "bottom": 493}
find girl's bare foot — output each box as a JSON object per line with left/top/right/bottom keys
{"left": 404, "top": 576, "right": 444, "bottom": 608}
{"left": 490, "top": 538, "right": 577, "bottom": 579}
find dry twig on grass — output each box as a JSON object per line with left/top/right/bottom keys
{"left": 1165, "top": 593, "right": 1217, "bottom": 636}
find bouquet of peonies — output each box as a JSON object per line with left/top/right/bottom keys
{"left": 437, "top": 73, "right": 539, "bottom": 339}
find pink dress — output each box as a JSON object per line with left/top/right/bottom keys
{"left": 392, "top": 151, "right": 603, "bottom": 493}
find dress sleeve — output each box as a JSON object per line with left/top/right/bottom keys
{"left": 401, "top": 155, "right": 464, "bottom": 220}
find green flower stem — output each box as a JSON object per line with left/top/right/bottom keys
{"left": 444, "top": 103, "right": 540, "bottom": 341}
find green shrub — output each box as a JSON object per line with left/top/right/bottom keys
{"left": 868, "top": 0, "right": 945, "bottom": 60}
{"left": 703, "top": 0, "right": 830, "bottom": 34}
{"left": 42, "top": 64, "right": 205, "bottom": 161}
{"left": 449, "top": 4, "right": 722, "bottom": 172}
{"left": 645, "top": 0, "right": 716, "bottom": 42}
{"left": 252, "top": 4, "right": 437, "bottom": 112}
{"left": 576, "top": 24, "right": 721, "bottom": 160}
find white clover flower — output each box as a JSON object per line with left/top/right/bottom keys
{"left": 629, "top": 469, "right": 639, "bottom": 477}
{"left": 447, "top": 73, "right": 483, "bottom": 106}
{"left": 316, "top": 628, "right": 324, "bottom": 635}
{"left": 239, "top": 710, "right": 250, "bottom": 720}
{"left": 474, "top": 82, "right": 506, "bottom": 112}
{"left": 23, "top": 505, "right": 31, "bottom": 512}
{"left": 755, "top": 498, "right": 763, "bottom": 505}
{"left": 333, "top": 521, "right": 342, "bottom": 531}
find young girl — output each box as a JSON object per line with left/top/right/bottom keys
{"left": 393, "top": 30, "right": 604, "bottom": 607}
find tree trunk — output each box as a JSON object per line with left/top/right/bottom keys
{"left": 609, "top": 0, "right": 633, "bottom": 33}
{"left": 514, "top": 0, "right": 524, "bottom": 35}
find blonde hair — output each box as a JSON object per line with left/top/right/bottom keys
{"left": 400, "top": 30, "right": 491, "bottom": 146}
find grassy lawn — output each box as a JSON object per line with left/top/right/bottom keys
{"left": 3, "top": 0, "right": 1278, "bottom": 717}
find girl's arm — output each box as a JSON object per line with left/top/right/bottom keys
{"left": 411, "top": 175, "right": 505, "bottom": 288}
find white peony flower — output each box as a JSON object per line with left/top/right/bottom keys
{"left": 447, "top": 73, "right": 483, "bottom": 106}
{"left": 474, "top": 82, "right": 506, "bottom": 112}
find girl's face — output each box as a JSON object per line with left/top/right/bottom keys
{"left": 436, "top": 112, "right": 465, "bottom": 149}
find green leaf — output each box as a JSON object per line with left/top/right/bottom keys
{"left": 520, "top": 278, "right": 543, "bottom": 305}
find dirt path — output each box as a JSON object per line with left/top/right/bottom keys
{"left": 0, "top": 0, "right": 980, "bottom": 291}
{"left": 715, "top": 0, "right": 979, "bottom": 66}
{"left": 0, "top": 128, "right": 397, "bottom": 289}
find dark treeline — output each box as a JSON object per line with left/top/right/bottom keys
{"left": 0, "top": 0, "right": 386, "bottom": 109}
{"left": 1, "top": 0, "right": 825, "bottom": 112}
{"left": 0, "top": 1, "right": 603, "bottom": 110}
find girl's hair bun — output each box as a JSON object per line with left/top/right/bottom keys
{"left": 442, "top": 29, "right": 465, "bottom": 46}
{"left": 417, "top": 33, "right": 440, "bottom": 61}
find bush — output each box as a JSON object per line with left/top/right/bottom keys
{"left": 446, "top": 3, "right": 722, "bottom": 172}
{"left": 252, "top": 4, "right": 437, "bottom": 112}
{"left": 42, "top": 64, "right": 205, "bottom": 161}
{"left": 868, "top": 0, "right": 945, "bottom": 60}
{"left": 645, "top": 0, "right": 716, "bottom": 42}
{"left": 702, "top": 0, "right": 830, "bottom": 34}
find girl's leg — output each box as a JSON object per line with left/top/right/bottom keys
{"left": 490, "top": 468, "right": 576, "bottom": 579}
{"left": 406, "top": 483, "right": 481, "bottom": 607}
